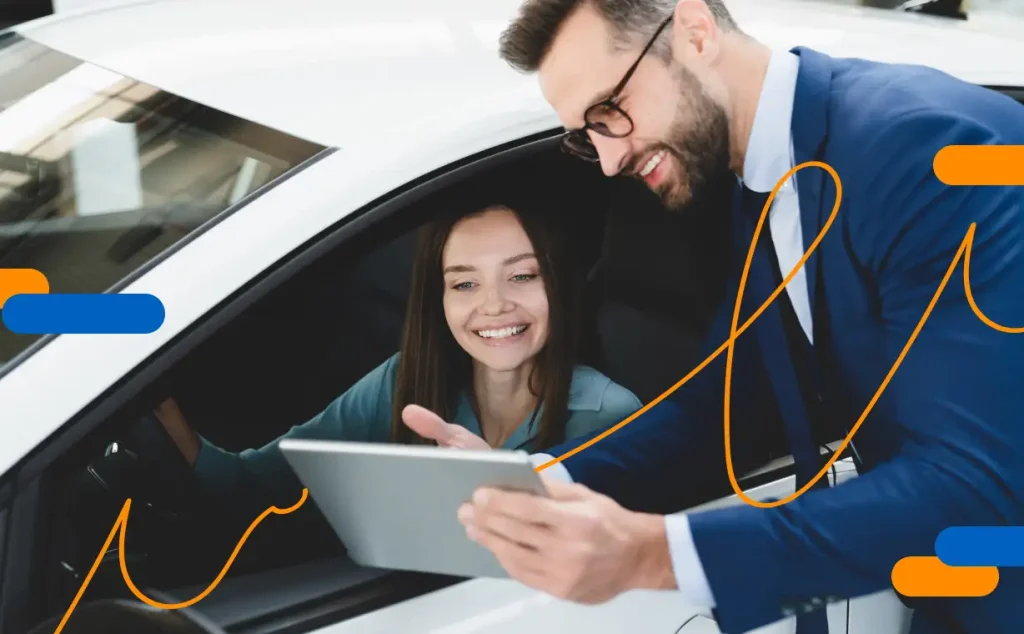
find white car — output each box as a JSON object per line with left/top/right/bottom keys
{"left": 1, "top": 1, "right": 1022, "bottom": 633}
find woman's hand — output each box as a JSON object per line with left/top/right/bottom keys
{"left": 153, "top": 397, "right": 202, "bottom": 467}
{"left": 401, "top": 404, "right": 490, "bottom": 450}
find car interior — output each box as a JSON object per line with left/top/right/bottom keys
{"left": 18, "top": 137, "right": 795, "bottom": 633}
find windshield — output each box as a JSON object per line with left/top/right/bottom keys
{"left": 0, "top": 32, "right": 326, "bottom": 365}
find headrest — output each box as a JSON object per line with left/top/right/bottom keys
{"left": 595, "top": 176, "right": 734, "bottom": 331}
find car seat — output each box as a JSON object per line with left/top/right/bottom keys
{"left": 583, "top": 176, "right": 733, "bottom": 405}
{"left": 583, "top": 174, "right": 797, "bottom": 483}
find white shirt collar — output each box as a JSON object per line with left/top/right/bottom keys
{"left": 740, "top": 49, "right": 801, "bottom": 194}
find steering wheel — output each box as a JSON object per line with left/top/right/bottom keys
{"left": 58, "top": 411, "right": 213, "bottom": 593}
{"left": 27, "top": 598, "right": 227, "bottom": 634}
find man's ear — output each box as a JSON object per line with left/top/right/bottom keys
{"left": 670, "top": 0, "right": 719, "bottom": 63}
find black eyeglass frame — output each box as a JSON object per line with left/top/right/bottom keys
{"left": 561, "top": 15, "right": 674, "bottom": 162}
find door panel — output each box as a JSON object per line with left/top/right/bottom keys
{"left": 0, "top": 476, "right": 41, "bottom": 634}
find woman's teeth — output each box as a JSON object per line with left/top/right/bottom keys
{"left": 477, "top": 325, "right": 528, "bottom": 339}
{"left": 640, "top": 150, "right": 666, "bottom": 177}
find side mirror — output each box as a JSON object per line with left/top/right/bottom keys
{"left": 27, "top": 599, "right": 226, "bottom": 634}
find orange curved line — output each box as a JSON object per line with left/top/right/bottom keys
{"left": 724, "top": 161, "right": 843, "bottom": 506}
{"left": 539, "top": 161, "right": 1024, "bottom": 511}
{"left": 724, "top": 166, "right": 973, "bottom": 506}
{"left": 50, "top": 489, "right": 308, "bottom": 634}
{"left": 963, "top": 225, "right": 1024, "bottom": 333}
{"left": 534, "top": 160, "right": 836, "bottom": 473}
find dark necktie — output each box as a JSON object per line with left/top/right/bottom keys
{"left": 735, "top": 183, "right": 831, "bottom": 634}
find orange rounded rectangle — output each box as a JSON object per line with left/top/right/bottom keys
{"left": 0, "top": 268, "right": 49, "bottom": 309}
{"left": 934, "top": 145, "right": 1024, "bottom": 186}
{"left": 891, "top": 556, "right": 998, "bottom": 597}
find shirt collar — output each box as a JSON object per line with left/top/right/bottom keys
{"left": 740, "top": 49, "right": 801, "bottom": 194}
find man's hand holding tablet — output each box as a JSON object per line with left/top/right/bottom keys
{"left": 401, "top": 406, "right": 675, "bottom": 603}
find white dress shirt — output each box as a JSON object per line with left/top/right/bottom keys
{"left": 529, "top": 49, "right": 814, "bottom": 607}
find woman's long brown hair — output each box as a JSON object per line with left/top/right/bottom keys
{"left": 389, "top": 182, "right": 581, "bottom": 452}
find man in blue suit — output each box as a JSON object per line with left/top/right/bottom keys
{"left": 402, "top": 1, "right": 1024, "bottom": 632}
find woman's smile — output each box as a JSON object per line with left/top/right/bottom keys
{"left": 474, "top": 323, "right": 530, "bottom": 346}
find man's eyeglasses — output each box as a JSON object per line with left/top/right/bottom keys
{"left": 561, "top": 15, "right": 674, "bottom": 162}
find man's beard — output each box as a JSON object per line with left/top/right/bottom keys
{"left": 649, "top": 64, "right": 733, "bottom": 216}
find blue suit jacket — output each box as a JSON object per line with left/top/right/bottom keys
{"left": 545, "top": 47, "right": 1024, "bottom": 633}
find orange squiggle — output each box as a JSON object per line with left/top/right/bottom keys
{"left": 50, "top": 489, "right": 308, "bottom": 633}
{"left": 538, "top": 161, "right": 1023, "bottom": 511}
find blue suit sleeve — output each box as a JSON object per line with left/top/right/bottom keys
{"left": 193, "top": 353, "right": 399, "bottom": 511}
{"left": 687, "top": 113, "right": 1024, "bottom": 633}
{"left": 544, "top": 277, "right": 781, "bottom": 514}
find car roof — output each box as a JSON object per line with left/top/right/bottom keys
{"left": 14, "top": 0, "right": 1024, "bottom": 149}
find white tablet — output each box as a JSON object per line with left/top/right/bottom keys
{"left": 278, "top": 438, "right": 548, "bottom": 579}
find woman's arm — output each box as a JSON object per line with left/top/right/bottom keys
{"left": 154, "top": 353, "right": 401, "bottom": 513}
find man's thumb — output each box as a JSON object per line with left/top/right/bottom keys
{"left": 402, "top": 404, "right": 454, "bottom": 443}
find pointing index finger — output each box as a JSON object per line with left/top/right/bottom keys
{"left": 401, "top": 404, "right": 455, "bottom": 443}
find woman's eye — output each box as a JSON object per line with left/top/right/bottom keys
{"left": 452, "top": 281, "right": 475, "bottom": 290}
{"left": 511, "top": 273, "right": 538, "bottom": 283}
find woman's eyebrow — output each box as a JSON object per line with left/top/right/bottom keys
{"left": 443, "top": 253, "right": 536, "bottom": 275}
{"left": 503, "top": 252, "right": 537, "bottom": 266}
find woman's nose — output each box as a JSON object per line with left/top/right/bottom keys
{"left": 477, "top": 284, "right": 513, "bottom": 315}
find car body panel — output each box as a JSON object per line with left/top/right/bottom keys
{"left": 14, "top": 0, "right": 1024, "bottom": 150}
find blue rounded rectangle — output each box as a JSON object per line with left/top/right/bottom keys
{"left": 1, "top": 293, "right": 165, "bottom": 334}
{"left": 935, "top": 526, "right": 1024, "bottom": 567}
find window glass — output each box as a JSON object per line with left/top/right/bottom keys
{"left": 0, "top": 32, "right": 326, "bottom": 364}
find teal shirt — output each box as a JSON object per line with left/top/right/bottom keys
{"left": 193, "top": 353, "right": 642, "bottom": 509}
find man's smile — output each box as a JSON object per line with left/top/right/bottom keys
{"left": 637, "top": 149, "right": 668, "bottom": 188}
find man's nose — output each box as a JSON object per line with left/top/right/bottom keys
{"left": 589, "top": 132, "right": 630, "bottom": 177}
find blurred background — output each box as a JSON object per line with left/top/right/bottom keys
{"left": 5, "top": 0, "right": 1023, "bottom": 33}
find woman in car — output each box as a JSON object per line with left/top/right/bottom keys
{"left": 152, "top": 184, "right": 642, "bottom": 512}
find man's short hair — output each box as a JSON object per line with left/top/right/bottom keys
{"left": 498, "top": 0, "right": 738, "bottom": 72}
